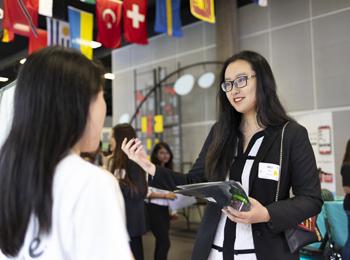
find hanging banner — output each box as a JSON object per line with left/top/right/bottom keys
{"left": 154, "top": 114, "right": 164, "bottom": 133}
{"left": 68, "top": 6, "right": 93, "bottom": 59}
{"left": 46, "top": 17, "right": 70, "bottom": 47}
{"left": 146, "top": 138, "right": 152, "bottom": 150}
{"left": 141, "top": 116, "right": 147, "bottom": 133}
{"left": 39, "top": 0, "right": 53, "bottom": 17}
{"left": 28, "top": 28, "right": 47, "bottom": 54}
{"left": 154, "top": 0, "right": 182, "bottom": 37}
{"left": 190, "top": 0, "right": 215, "bottom": 24}
{"left": 0, "top": 0, "right": 3, "bottom": 38}
{"left": 123, "top": 0, "right": 148, "bottom": 44}
{"left": 96, "top": 0, "right": 123, "bottom": 48}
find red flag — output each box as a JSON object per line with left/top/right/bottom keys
{"left": 123, "top": 0, "right": 148, "bottom": 45}
{"left": 3, "top": 0, "right": 38, "bottom": 40}
{"left": 96, "top": 0, "right": 122, "bottom": 49}
{"left": 28, "top": 28, "right": 47, "bottom": 54}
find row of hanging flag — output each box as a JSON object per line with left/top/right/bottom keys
{"left": 0, "top": 0, "right": 268, "bottom": 59}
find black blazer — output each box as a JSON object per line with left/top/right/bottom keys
{"left": 120, "top": 160, "right": 148, "bottom": 238}
{"left": 150, "top": 121, "right": 323, "bottom": 260}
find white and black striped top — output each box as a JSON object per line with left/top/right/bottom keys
{"left": 209, "top": 131, "right": 265, "bottom": 260}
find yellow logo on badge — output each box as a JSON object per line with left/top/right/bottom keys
{"left": 273, "top": 169, "right": 278, "bottom": 177}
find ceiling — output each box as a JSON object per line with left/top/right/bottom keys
{"left": 0, "top": 0, "right": 251, "bottom": 89}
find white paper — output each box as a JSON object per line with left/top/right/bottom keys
{"left": 168, "top": 194, "right": 196, "bottom": 211}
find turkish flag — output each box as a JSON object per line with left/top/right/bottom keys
{"left": 96, "top": 0, "right": 122, "bottom": 49}
{"left": 3, "top": 0, "right": 39, "bottom": 40}
{"left": 123, "top": 0, "right": 148, "bottom": 45}
{"left": 28, "top": 28, "right": 47, "bottom": 54}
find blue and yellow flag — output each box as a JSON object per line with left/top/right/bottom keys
{"left": 154, "top": 0, "right": 182, "bottom": 37}
{"left": 68, "top": 6, "right": 93, "bottom": 59}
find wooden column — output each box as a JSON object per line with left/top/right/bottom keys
{"left": 215, "top": 0, "right": 239, "bottom": 62}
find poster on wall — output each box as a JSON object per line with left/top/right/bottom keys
{"left": 292, "top": 112, "right": 336, "bottom": 193}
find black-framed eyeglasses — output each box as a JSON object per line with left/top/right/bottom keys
{"left": 221, "top": 74, "right": 256, "bottom": 92}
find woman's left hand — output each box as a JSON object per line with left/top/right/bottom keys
{"left": 222, "top": 197, "right": 271, "bottom": 224}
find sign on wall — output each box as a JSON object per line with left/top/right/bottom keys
{"left": 292, "top": 112, "right": 336, "bottom": 193}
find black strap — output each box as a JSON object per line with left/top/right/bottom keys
{"left": 223, "top": 217, "right": 236, "bottom": 259}
{"left": 212, "top": 245, "right": 256, "bottom": 254}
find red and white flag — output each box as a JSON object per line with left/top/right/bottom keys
{"left": 29, "top": 28, "right": 47, "bottom": 54}
{"left": 3, "top": 0, "right": 39, "bottom": 40}
{"left": 96, "top": 0, "right": 122, "bottom": 48}
{"left": 123, "top": 0, "right": 148, "bottom": 45}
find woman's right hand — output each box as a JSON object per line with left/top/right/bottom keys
{"left": 121, "top": 138, "right": 156, "bottom": 175}
{"left": 165, "top": 192, "right": 177, "bottom": 200}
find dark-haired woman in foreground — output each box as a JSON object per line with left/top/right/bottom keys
{"left": 0, "top": 47, "right": 133, "bottom": 259}
{"left": 122, "top": 51, "right": 322, "bottom": 260}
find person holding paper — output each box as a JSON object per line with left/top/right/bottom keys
{"left": 122, "top": 50, "right": 322, "bottom": 260}
{"left": 146, "top": 142, "right": 177, "bottom": 260}
{"left": 0, "top": 47, "right": 133, "bottom": 260}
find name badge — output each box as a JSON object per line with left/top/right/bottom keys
{"left": 258, "top": 163, "right": 280, "bottom": 181}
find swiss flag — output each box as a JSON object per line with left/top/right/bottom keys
{"left": 96, "top": 0, "right": 122, "bottom": 49}
{"left": 123, "top": 0, "right": 148, "bottom": 45}
{"left": 3, "top": 0, "right": 39, "bottom": 40}
{"left": 28, "top": 28, "right": 47, "bottom": 54}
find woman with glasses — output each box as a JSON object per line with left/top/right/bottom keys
{"left": 122, "top": 50, "right": 322, "bottom": 260}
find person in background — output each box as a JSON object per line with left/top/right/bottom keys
{"left": 146, "top": 142, "right": 177, "bottom": 260}
{"left": 81, "top": 142, "right": 104, "bottom": 166}
{"left": 107, "top": 123, "right": 148, "bottom": 260}
{"left": 0, "top": 80, "right": 16, "bottom": 148}
{"left": 122, "top": 50, "right": 322, "bottom": 260}
{"left": 0, "top": 47, "right": 133, "bottom": 260}
{"left": 341, "top": 139, "right": 350, "bottom": 260}
{"left": 151, "top": 141, "right": 179, "bottom": 220}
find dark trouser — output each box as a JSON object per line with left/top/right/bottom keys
{"left": 130, "top": 236, "right": 144, "bottom": 260}
{"left": 342, "top": 211, "right": 350, "bottom": 260}
{"left": 147, "top": 203, "right": 171, "bottom": 260}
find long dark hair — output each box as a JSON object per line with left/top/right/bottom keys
{"left": 205, "top": 50, "right": 292, "bottom": 181}
{"left": 109, "top": 123, "right": 146, "bottom": 193}
{"left": 151, "top": 142, "right": 174, "bottom": 170}
{"left": 0, "top": 47, "right": 104, "bottom": 256}
{"left": 343, "top": 140, "right": 350, "bottom": 165}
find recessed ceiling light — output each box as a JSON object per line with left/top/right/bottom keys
{"left": 0, "top": 77, "right": 9, "bottom": 82}
{"left": 104, "top": 73, "right": 115, "bottom": 80}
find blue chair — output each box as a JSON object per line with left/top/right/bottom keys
{"left": 299, "top": 206, "right": 328, "bottom": 259}
{"left": 323, "top": 201, "right": 348, "bottom": 249}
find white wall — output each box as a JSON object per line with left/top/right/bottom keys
{"left": 112, "top": 0, "right": 350, "bottom": 194}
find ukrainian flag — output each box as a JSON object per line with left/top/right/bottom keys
{"left": 68, "top": 6, "right": 93, "bottom": 59}
{"left": 154, "top": 0, "right": 183, "bottom": 37}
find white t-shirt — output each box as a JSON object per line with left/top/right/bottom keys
{"left": 0, "top": 82, "right": 15, "bottom": 148}
{"left": 0, "top": 154, "right": 133, "bottom": 260}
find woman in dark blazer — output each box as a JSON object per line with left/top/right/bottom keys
{"left": 122, "top": 51, "right": 323, "bottom": 260}
{"left": 341, "top": 139, "right": 350, "bottom": 259}
{"left": 108, "top": 123, "right": 148, "bottom": 260}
